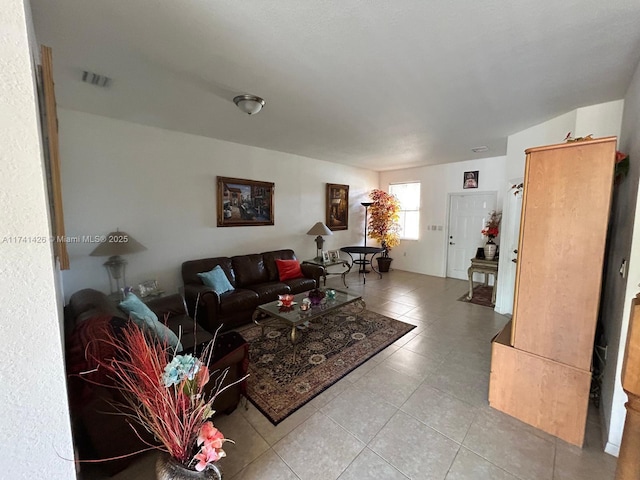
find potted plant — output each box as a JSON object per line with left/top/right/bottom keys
{"left": 367, "top": 189, "right": 401, "bottom": 272}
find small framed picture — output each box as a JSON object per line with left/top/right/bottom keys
{"left": 322, "top": 251, "right": 330, "bottom": 262}
{"left": 463, "top": 171, "right": 479, "bottom": 189}
{"left": 328, "top": 250, "right": 340, "bottom": 262}
{"left": 138, "top": 279, "right": 161, "bottom": 297}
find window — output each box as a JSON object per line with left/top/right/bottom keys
{"left": 389, "top": 182, "right": 420, "bottom": 240}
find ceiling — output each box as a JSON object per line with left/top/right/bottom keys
{"left": 30, "top": 0, "right": 640, "bottom": 172}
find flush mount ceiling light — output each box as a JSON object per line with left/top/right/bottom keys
{"left": 233, "top": 94, "right": 266, "bottom": 115}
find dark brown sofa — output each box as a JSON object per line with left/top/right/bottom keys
{"left": 182, "top": 249, "right": 323, "bottom": 333}
{"left": 65, "top": 288, "right": 248, "bottom": 473}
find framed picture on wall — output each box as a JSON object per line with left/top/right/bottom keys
{"left": 463, "top": 171, "right": 479, "bottom": 189}
{"left": 326, "top": 183, "right": 349, "bottom": 231}
{"left": 217, "top": 176, "right": 274, "bottom": 226}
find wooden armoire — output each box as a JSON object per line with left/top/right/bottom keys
{"left": 489, "top": 137, "right": 616, "bottom": 447}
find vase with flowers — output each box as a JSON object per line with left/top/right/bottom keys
{"left": 481, "top": 210, "right": 502, "bottom": 260}
{"left": 92, "top": 323, "right": 246, "bottom": 479}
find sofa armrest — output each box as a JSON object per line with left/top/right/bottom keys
{"left": 301, "top": 263, "right": 323, "bottom": 287}
{"left": 183, "top": 284, "right": 221, "bottom": 332}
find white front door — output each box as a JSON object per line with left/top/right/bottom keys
{"left": 446, "top": 192, "right": 497, "bottom": 280}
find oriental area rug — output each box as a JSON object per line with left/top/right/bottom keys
{"left": 242, "top": 304, "right": 415, "bottom": 425}
{"left": 458, "top": 285, "right": 495, "bottom": 308}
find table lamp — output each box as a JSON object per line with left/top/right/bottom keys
{"left": 90, "top": 230, "right": 147, "bottom": 294}
{"left": 306, "top": 222, "right": 333, "bottom": 260}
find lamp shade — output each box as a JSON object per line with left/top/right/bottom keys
{"left": 90, "top": 231, "right": 147, "bottom": 257}
{"left": 306, "top": 222, "right": 333, "bottom": 236}
{"left": 233, "top": 94, "right": 265, "bottom": 115}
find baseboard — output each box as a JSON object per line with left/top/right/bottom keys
{"left": 605, "top": 441, "right": 620, "bottom": 457}
{"left": 600, "top": 402, "right": 620, "bottom": 457}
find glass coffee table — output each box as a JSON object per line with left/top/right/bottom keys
{"left": 251, "top": 289, "right": 365, "bottom": 362}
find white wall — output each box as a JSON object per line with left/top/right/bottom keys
{"left": 600, "top": 68, "right": 640, "bottom": 455}
{"left": 0, "top": 1, "right": 75, "bottom": 478}
{"left": 58, "top": 109, "right": 379, "bottom": 299}
{"left": 504, "top": 110, "right": 577, "bottom": 181}
{"left": 496, "top": 100, "right": 624, "bottom": 315}
{"left": 379, "top": 156, "right": 507, "bottom": 276}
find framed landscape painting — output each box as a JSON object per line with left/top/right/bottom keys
{"left": 326, "top": 183, "right": 349, "bottom": 231}
{"left": 217, "top": 176, "right": 274, "bottom": 227}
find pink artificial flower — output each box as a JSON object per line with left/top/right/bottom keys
{"left": 194, "top": 443, "right": 225, "bottom": 472}
{"left": 196, "top": 366, "right": 210, "bottom": 389}
{"left": 197, "top": 421, "right": 225, "bottom": 449}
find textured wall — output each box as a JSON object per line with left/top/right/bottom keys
{"left": 57, "top": 109, "right": 379, "bottom": 299}
{"left": 379, "top": 155, "right": 508, "bottom": 277}
{"left": 0, "top": 1, "right": 76, "bottom": 478}
{"left": 600, "top": 62, "right": 640, "bottom": 456}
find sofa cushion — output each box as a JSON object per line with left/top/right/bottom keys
{"left": 284, "top": 277, "right": 317, "bottom": 294}
{"left": 275, "top": 259, "right": 304, "bottom": 281}
{"left": 130, "top": 312, "right": 183, "bottom": 352}
{"left": 182, "top": 257, "right": 235, "bottom": 287}
{"left": 249, "top": 281, "right": 291, "bottom": 303}
{"left": 66, "top": 314, "right": 127, "bottom": 394}
{"left": 219, "top": 289, "right": 261, "bottom": 316}
{"left": 232, "top": 254, "right": 269, "bottom": 287}
{"left": 263, "top": 249, "right": 297, "bottom": 281}
{"left": 198, "top": 265, "right": 235, "bottom": 294}
{"left": 119, "top": 293, "right": 159, "bottom": 323}
{"left": 166, "top": 314, "right": 213, "bottom": 352}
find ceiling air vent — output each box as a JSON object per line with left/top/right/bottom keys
{"left": 82, "top": 70, "right": 111, "bottom": 88}
{"left": 471, "top": 146, "right": 489, "bottom": 153}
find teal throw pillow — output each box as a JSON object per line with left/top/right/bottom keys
{"left": 197, "top": 265, "right": 234, "bottom": 294}
{"left": 129, "top": 311, "right": 183, "bottom": 352}
{"left": 119, "top": 293, "right": 159, "bottom": 323}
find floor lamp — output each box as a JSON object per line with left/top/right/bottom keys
{"left": 361, "top": 202, "right": 373, "bottom": 247}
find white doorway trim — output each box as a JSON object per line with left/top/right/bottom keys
{"left": 495, "top": 178, "right": 524, "bottom": 315}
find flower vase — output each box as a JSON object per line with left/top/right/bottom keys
{"left": 156, "top": 454, "right": 222, "bottom": 480}
{"left": 484, "top": 239, "right": 497, "bottom": 261}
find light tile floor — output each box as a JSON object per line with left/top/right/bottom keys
{"left": 89, "top": 270, "right": 617, "bottom": 480}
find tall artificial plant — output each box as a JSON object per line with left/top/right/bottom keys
{"left": 368, "top": 189, "right": 401, "bottom": 258}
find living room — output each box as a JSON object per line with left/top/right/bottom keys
{"left": 3, "top": 1, "right": 640, "bottom": 479}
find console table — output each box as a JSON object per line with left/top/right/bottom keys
{"left": 467, "top": 257, "right": 498, "bottom": 305}
{"left": 340, "top": 246, "right": 384, "bottom": 283}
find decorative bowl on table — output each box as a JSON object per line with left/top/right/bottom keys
{"left": 307, "top": 289, "right": 326, "bottom": 306}
{"left": 278, "top": 294, "right": 296, "bottom": 312}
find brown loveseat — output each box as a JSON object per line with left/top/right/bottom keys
{"left": 182, "top": 249, "right": 323, "bottom": 333}
{"left": 65, "top": 288, "right": 248, "bottom": 473}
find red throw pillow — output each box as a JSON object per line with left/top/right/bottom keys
{"left": 276, "top": 259, "right": 304, "bottom": 281}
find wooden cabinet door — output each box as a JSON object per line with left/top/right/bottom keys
{"left": 511, "top": 138, "right": 615, "bottom": 370}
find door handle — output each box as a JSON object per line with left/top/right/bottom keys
{"left": 449, "top": 242, "right": 455, "bottom": 245}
